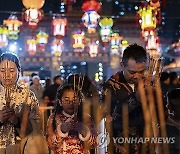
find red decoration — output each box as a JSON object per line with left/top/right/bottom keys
{"left": 82, "top": 0, "right": 101, "bottom": 12}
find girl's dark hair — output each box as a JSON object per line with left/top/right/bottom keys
{"left": 52, "top": 84, "right": 83, "bottom": 131}
{"left": 0, "top": 53, "right": 21, "bottom": 72}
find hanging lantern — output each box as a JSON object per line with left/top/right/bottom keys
{"left": 36, "top": 31, "right": 49, "bottom": 51}
{"left": 0, "top": 26, "right": 8, "bottom": 48}
{"left": 141, "top": 29, "right": 156, "bottom": 42}
{"left": 51, "top": 39, "right": 64, "bottom": 56}
{"left": 110, "top": 33, "right": 123, "bottom": 54}
{"left": 36, "top": 31, "right": 48, "bottom": 44}
{"left": 72, "top": 31, "right": 85, "bottom": 52}
{"left": 3, "top": 15, "right": 22, "bottom": 40}
{"left": 22, "top": 0, "right": 45, "bottom": 9}
{"left": 24, "top": 9, "right": 42, "bottom": 27}
{"left": 120, "top": 40, "right": 129, "bottom": 57}
{"left": 99, "top": 17, "right": 113, "bottom": 43}
{"left": 138, "top": 6, "right": 157, "bottom": 31}
{"left": 22, "top": 0, "right": 45, "bottom": 27}
{"left": 82, "top": 11, "right": 100, "bottom": 33}
{"left": 146, "top": 35, "right": 160, "bottom": 51}
{"left": 26, "top": 38, "right": 37, "bottom": 55}
{"left": 88, "top": 40, "right": 99, "bottom": 57}
{"left": 52, "top": 18, "right": 67, "bottom": 38}
{"left": 82, "top": 0, "right": 101, "bottom": 33}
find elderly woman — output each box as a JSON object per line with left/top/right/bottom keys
{"left": 0, "top": 53, "right": 42, "bottom": 154}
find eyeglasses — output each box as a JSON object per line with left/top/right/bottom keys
{"left": 61, "top": 97, "right": 79, "bottom": 105}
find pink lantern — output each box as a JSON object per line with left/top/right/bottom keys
{"left": 26, "top": 38, "right": 37, "bottom": 55}
{"left": 88, "top": 40, "right": 99, "bottom": 57}
{"left": 52, "top": 18, "right": 67, "bottom": 39}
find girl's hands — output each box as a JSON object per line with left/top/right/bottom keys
{"left": 74, "top": 122, "right": 89, "bottom": 137}
{"left": 61, "top": 122, "right": 74, "bottom": 133}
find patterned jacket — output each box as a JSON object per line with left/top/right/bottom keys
{"left": 103, "top": 71, "right": 144, "bottom": 136}
{"left": 0, "top": 84, "right": 40, "bottom": 149}
{"left": 46, "top": 111, "right": 97, "bottom": 154}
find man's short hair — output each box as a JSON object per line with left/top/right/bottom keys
{"left": 122, "top": 43, "right": 147, "bottom": 66}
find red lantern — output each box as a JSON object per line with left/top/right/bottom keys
{"left": 82, "top": 0, "right": 101, "bottom": 12}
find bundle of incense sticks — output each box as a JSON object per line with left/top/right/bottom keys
{"left": 5, "top": 87, "right": 11, "bottom": 107}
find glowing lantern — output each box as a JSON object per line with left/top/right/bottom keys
{"left": 36, "top": 31, "right": 48, "bottom": 51}
{"left": 120, "top": 40, "right": 129, "bottom": 57}
{"left": 24, "top": 9, "right": 42, "bottom": 27}
{"left": 72, "top": 31, "right": 85, "bottom": 52}
{"left": 22, "top": 0, "right": 45, "bottom": 9}
{"left": 26, "top": 38, "right": 37, "bottom": 55}
{"left": 36, "top": 31, "right": 48, "bottom": 44}
{"left": 146, "top": 35, "right": 160, "bottom": 51}
{"left": 141, "top": 29, "right": 156, "bottom": 41}
{"left": 88, "top": 40, "right": 99, "bottom": 57}
{"left": 99, "top": 17, "right": 113, "bottom": 43}
{"left": 3, "top": 15, "right": 22, "bottom": 40}
{"left": 110, "top": 33, "right": 123, "bottom": 54}
{"left": 0, "top": 26, "right": 8, "bottom": 48}
{"left": 150, "top": 0, "right": 160, "bottom": 9}
{"left": 22, "top": 0, "right": 45, "bottom": 27}
{"left": 138, "top": 6, "right": 157, "bottom": 31}
{"left": 52, "top": 18, "right": 67, "bottom": 38}
{"left": 82, "top": 0, "right": 101, "bottom": 33}
{"left": 51, "top": 39, "right": 64, "bottom": 56}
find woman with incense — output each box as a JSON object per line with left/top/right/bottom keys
{"left": 0, "top": 53, "right": 41, "bottom": 154}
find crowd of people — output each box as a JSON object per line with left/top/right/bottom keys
{"left": 0, "top": 44, "right": 179, "bottom": 154}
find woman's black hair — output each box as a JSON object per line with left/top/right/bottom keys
{"left": 0, "top": 52, "right": 21, "bottom": 72}
{"left": 52, "top": 84, "right": 83, "bottom": 131}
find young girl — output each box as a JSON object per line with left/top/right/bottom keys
{"left": 46, "top": 84, "right": 97, "bottom": 154}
